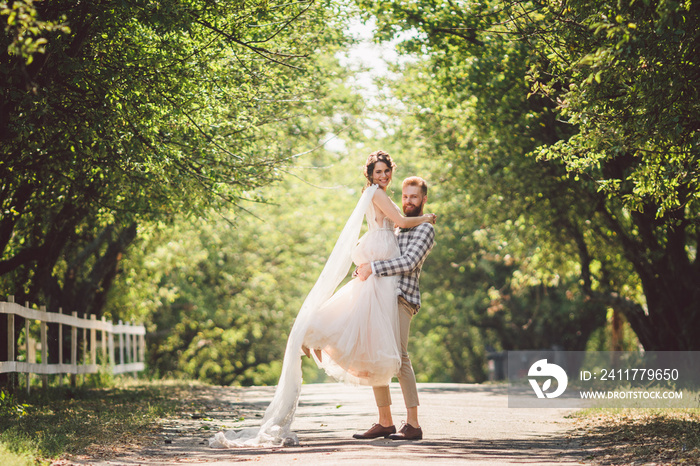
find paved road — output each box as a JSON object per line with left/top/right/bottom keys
{"left": 69, "top": 383, "right": 590, "bottom": 465}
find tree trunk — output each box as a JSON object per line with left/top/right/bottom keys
{"left": 600, "top": 202, "right": 700, "bottom": 350}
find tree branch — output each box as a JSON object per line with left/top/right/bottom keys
{"left": 194, "top": 19, "right": 307, "bottom": 70}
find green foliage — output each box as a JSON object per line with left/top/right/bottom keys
{"left": 0, "top": 0, "right": 358, "bottom": 326}
{"left": 0, "top": 390, "right": 28, "bottom": 417}
{"left": 526, "top": 0, "right": 699, "bottom": 218}
{"left": 355, "top": 0, "right": 699, "bottom": 354}
{"left": 399, "top": 148, "right": 607, "bottom": 382}
{"left": 343, "top": 6, "right": 609, "bottom": 378}
{"left": 517, "top": 0, "right": 700, "bottom": 349}
{"left": 586, "top": 309, "right": 640, "bottom": 353}
{"left": 107, "top": 149, "right": 369, "bottom": 385}
{"left": 1, "top": 0, "right": 70, "bottom": 64}
{"left": 4, "top": 0, "right": 696, "bottom": 388}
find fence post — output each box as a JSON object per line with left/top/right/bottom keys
{"left": 7, "top": 296, "right": 16, "bottom": 389}
{"left": 7, "top": 296, "right": 15, "bottom": 361}
{"left": 82, "top": 313, "right": 87, "bottom": 384}
{"left": 58, "top": 307, "right": 64, "bottom": 387}
{"left": 139, "top": 334, "right": 146, "bottom": 366}
{"left": 130, "top": 323, "right": 137, "bottom": 377}
{"left": 118, "top": 320, "right": 125, "bottom": 370}
{"left": 90, "top": 314, "right": 97, "bottom": 366}
{"left": 71, "top": 311, "right": 78, "bottom": 388}
{"left": 25, "top": 301, "right": 32, "bottom": 395}
{"left": 101, "top": 316, "right": 107, "bottom": 365}
{"left": 129, "top": 323, "right": 135, "bottom": 362}
{"left": 108, "top": 321, "right": 115, "bottom": 371}
{"left": 40, "top": 306, "right": 48, "bottom": 389}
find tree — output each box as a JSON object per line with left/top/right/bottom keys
{"left": 356, "top": 0, "right": 699, "bottom": 352}
{"left": 521, "top": 0, "right": 700, "bottom": 349}
{"left": 0, "top": 0, "right": 359, "bottom": 385}
{"left": 345, "top": 4, "right": 609, "bottom": 379}
{"left": 105, "top": 146, "right": 372, "bottom": 385}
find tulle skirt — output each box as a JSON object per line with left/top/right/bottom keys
{"left": 209, "top": 187, "right": 397, "bottom": 447}
{"left": 304, "top": 228, "right": 401, "bottom": 386}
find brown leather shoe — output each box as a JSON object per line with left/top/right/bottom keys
{"left": 352, "top": 423, "right": 396, "bottom": 439}
{"left": 388, "top": 422, "right": 423, "bottom": 440}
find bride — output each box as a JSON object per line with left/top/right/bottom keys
{"left": 210, "top": 150, "right": 436, "bottom": 447}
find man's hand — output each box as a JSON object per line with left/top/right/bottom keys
{"left": 356, "top": 263, "right": 372, "bottom": 281}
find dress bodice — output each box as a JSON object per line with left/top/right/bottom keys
{"left": 365, "top": 199, "right": 395, "bottom": 232}
{"left": 351, "top": 193, "right": 400, "bottom": 266}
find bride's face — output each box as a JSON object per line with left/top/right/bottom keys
{"left": 372, "top": 161, "right": 392, "bottom": 190}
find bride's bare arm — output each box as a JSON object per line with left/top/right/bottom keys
{"left": 372, "top": 189, "right": 436, "bottom": 228}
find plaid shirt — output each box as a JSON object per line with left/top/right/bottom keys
{"left": 371, "top": 223, "right": 435, "bottom": 311}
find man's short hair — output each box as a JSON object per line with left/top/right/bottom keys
{"left": 402, "top": 176, "right": 428, "bottom": 196}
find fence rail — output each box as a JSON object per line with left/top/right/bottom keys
{"left": 1, "top": 296, "right": 146, "bottom": 389}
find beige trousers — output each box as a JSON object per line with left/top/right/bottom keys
{"left": 372, "top": 297, "right": 419, "bottom": 408}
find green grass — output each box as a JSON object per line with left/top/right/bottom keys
{"left": 569, "top": 408, "right": 700, "bottom": 464}
{"left": 0, "top": 443, "right": 40, "bottom": 466}
{"left": 0, "top": 378, "right": 195, "bottom": 464}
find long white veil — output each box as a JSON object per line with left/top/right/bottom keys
{"left": 209, "top": 184, "right": 379, "bottom": 447}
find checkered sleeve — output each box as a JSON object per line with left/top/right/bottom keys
{"left": 372, "top": 224, "right": 435, "bottom": 277}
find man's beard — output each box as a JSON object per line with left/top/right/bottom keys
{"left": 403, "top": 200, "right": 424, "bottom": 217}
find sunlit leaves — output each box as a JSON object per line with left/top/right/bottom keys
{"left": 1, "top": 0, "right": 70, "bottom": 64}
{"left": 109, "top": 151, "right": 369, "bottom": 385}
{"left": 0, "top": 0, "right": 358, "bottom": 325}
{"left": 524, "top": 0, "right": 699, "bottom": 219}
{"left": 355, "top": 0, "right": 699, "bottom": 351}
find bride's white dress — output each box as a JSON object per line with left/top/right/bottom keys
{"left": 209, "top": 185, "right": 401, "bottom": 448}
{"left": 304, "top": 199, "right": 401, "bottom": 386}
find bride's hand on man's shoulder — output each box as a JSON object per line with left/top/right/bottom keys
{"left": 423, "top": 213, "right": 437, "bottom": 225}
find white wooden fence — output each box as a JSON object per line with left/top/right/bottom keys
{"left": 0, "top": 296, "right": 146, "bottom": 390}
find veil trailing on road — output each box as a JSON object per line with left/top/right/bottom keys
{"left": 209, "top": 185, "right": 379, "bottom": 447}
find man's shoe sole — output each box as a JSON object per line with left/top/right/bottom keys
{"left": 387, "top": 434, "right": 422, "bottom": 440}
{"left": 352, "top": 433, "right": 393, "bottom": 439}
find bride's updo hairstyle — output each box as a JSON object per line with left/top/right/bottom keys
{"left": 363, "top": 150, "right": 397, "bottom": 189}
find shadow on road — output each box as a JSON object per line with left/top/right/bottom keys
{"left": 169, "top": 435, "right": 584, "bottom": 464}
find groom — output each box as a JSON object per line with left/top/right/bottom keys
{"left": 353, "top": 176, "right": 436, "bottom": 441}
